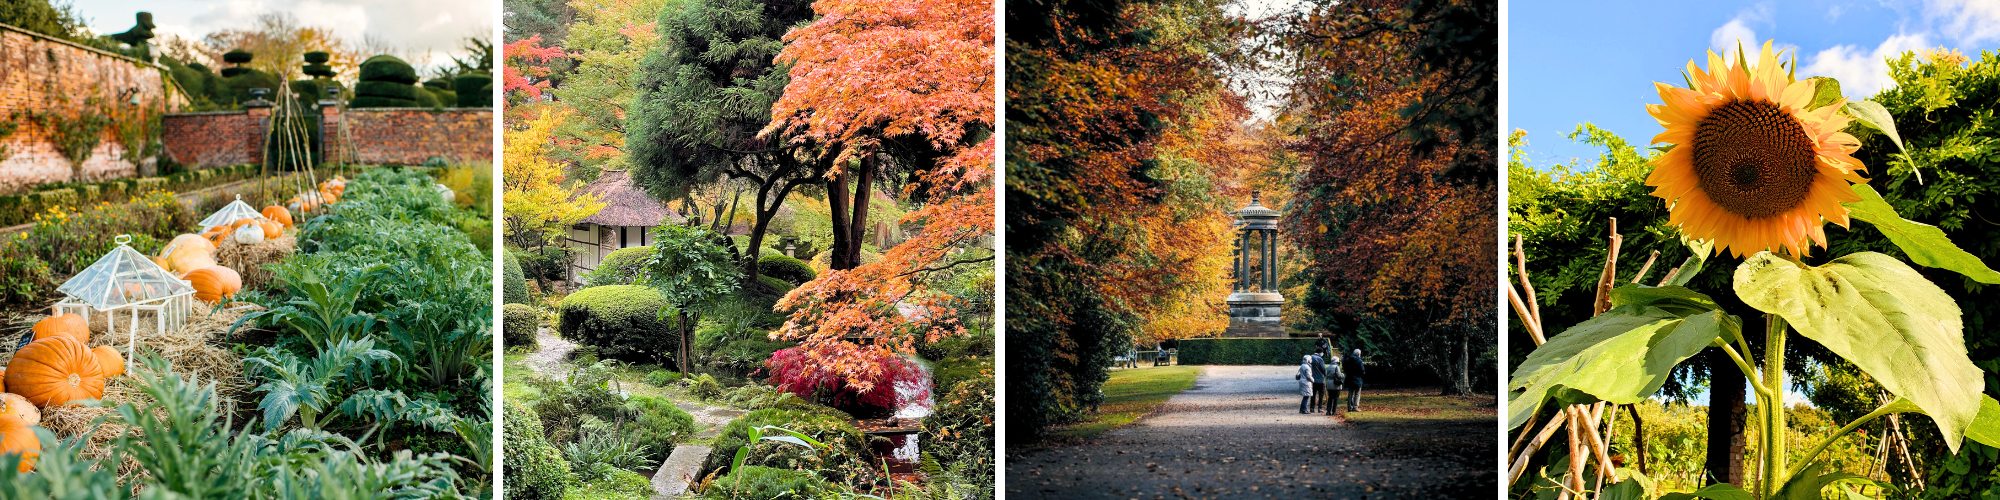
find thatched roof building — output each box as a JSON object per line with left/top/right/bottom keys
{"left": 563, "top": 169, "right": 683, "bottom": 280}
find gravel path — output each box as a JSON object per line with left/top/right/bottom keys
{"left": 523, "top": 328, "right": 578, "bottom": 380}
{"left": 1008, "top": 365, "right": 1492, "bottom": 499}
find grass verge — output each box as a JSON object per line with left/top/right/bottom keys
{"left": 1342, "top": 386, "right": 1497, "bottom": 425}
{"left": 1044, "top": 365, "right": 1201, "bottom": 441}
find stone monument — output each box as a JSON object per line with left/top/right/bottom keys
{"left": 1224, "top": 191, "right": 1285, "bottom": 337}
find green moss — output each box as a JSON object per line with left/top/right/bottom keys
{"left": 701, "top": 466, "right": 827, "bottom": 500}
{"left": 504, "top": 303, "right": 539, "bottom": 350}
{"left": 756, "top": 254, "right": 814, "bottom": 285}
{"left": 556, "top": 285, "right": 679, "bottom": 364}
{"left": 504, "top": 402, "right": 573, "bottom": 500}
{"left": 560, "top": 469, "right": 650, "bottom": 500}
{"left": 627, "top": 395, "right": 695, "bottom": 463}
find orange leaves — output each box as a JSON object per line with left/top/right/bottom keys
{"left": 503, "top": 34, "right": 566, "bottom": 103}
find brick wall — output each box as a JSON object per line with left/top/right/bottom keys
{"left": 162, "top": 105, "right": 493, "bottom": 169}
{"left": 0, "top": 22, "right": 187, "bottom": 194}
{"left": 160, "top": 110, "right": 262, "bottom": 167}
{"left": 327, "top": 107, "right": 493, "bottom": 165}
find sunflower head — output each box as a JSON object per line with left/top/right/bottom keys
{"left": 1645, "top": 40, "right": 1867, "bottom": 258}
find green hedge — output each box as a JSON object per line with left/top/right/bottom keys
{"left": 556, "top": 285, "right": 679, "bottom": 364}
{"left": 503, "top": 303, "right": 538, "bottom": 349}
{"left": 454, "top": 71, "right": 492, "bottom": 108}
{"left": 503, "top": 402, "right": 572, "bottom": 500}
{"left": 1176, "top": 338, "right": 1322, "bottom": 365}
{"left": 627, "top": 395, "right": 695, "bottom": 463}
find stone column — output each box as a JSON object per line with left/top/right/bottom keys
{"left": 244, "top": 99, "right": 274, "bottom": 167}
{"left": 319, "top": 100, "right": 341, "bottom": 166}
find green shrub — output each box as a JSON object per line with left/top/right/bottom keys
{"left": 756, "top": 254, "right": 815, "bottom": 285}
{"left": 413, "top": 86, "right": 442, "bottom": 108}
{"left": 560, "top": 468, "right": 651, "bottom": 500}
{"left": 686, "top": 373, "right": 723, "bottom": 401}
{"left": 530, "top": 362, "right": 624, "bottom": 448}
{"left": 644, "top": 370, "right": 680, "bottom": 386}
{"left": 455, "top": 71, "right": 493, "bottom": 107}
{"left": 556, "top": 285, "right": 678, "bottom": 364}
{"left": 627, "top": 395, "right": 695, "bottom": 463}
{"left": 423, "top": 77, "right": 453, "bottom": 90}
{"left": 701, "top": 466, "right": 827, "bottom": 500}
{"left": 518, "top": 245, "right": 575, "bottom": 281}
{"left": 582, "top": 246, "right": 653, "bottom": 288}
{"left": 503, "top": 250, "right": 529, "bottom": 304}
{"left": 503, "top": 303, "right": 539, "bottom": 350}
{"left": 357, "top": 55, "right": 418, "bottom": 84}
{"left": 701, "top": 407, "right": 876, "bottom": 489}
{"left": 746, "top": 275, "right": 794, "bottom": 302}
{"left": 222, "top": 49, "right": 252, "bottom": 64}
{"left": 712, "top": 338, "right": 793, "bottom": 378}
{"left": 504, "top": 402, "right": 573, "bottom": 500}
{"left": 1175, "top": 338, "right": 1319, "bottom": 365}
{"left": 923, "top": 371, "right": 994, "bottom": 492}
{"left": 356, "top": 81, "right": 417, "bottom": 100}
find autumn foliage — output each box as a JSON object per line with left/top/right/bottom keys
{"left": 765, "top": 345, "right": 930, "bottom": 415}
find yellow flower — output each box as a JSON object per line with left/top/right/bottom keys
{"left": 1645, "top": 41, "right": 1867, "bottom": 257}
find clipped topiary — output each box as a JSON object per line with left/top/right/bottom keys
{"left": 354, "top": 81, "right": 418, "bottom": 100}
{"left": 502, "top": 402, "right": 572, "bottom": 500}
{"left": 700, "top": 407, "right": 877, "bottom": 489}
{"left": 454, "top": 71, "right": 492, "bottom": 107}
{"left": 422, "top": 78, "right": 453, "bottom": 90}
{"left": 413, "top": 86, "right": 441, "bottom": 108}
{"left": 302, "top": 64, "right": 335, "bottom": 78}
{"left": 222, "top": 49, "right": 252, "bottom": 64}
{"left": 303, "top": 51, "right": 330, "bottom": 64}
{"left": 581, "top": 246, "right": 654, "bottom": 288}
{"left": 502, "top": 303, "right": 538, "bottom": 350}
{"left": 288, "top": 80, "right": 326, "bottom": 103}
{"left": 556, "top": 285, "right": 679, "bottom": 364}
{"left": 756, "top": 254, "right": 815, "bottom": 285}
{"left": 502, "top": 250, "right": 529, "bottom": 305}
{"left": 356, "top": 55, "right": 418, "bottom": 84}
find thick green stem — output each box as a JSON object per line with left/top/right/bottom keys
{"left": 1710, "top": 339, "right": 1770, "bottom": 399}
{"left": 1787, "top": 403, "right": 1908, "bottom": 481}
{"left": 1762, "top": 315, "right": 1789, "bottom": 499}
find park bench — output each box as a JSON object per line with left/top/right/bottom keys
{"left": 1113, "top": 349, "right": 1138, "bottom": 369}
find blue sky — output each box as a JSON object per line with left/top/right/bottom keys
{"left": 1509, "top": 0, "right": 2000, "bottom": 169}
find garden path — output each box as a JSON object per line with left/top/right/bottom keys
{"left": 1007, "top": 365, "right": 1492, "bottom": 499}
{"left": 523, "top": 328, "right": 578, "bottom": 380}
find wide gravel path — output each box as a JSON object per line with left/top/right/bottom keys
{"left": 1008, "top": 365, "right": 1492, "bottom": 499}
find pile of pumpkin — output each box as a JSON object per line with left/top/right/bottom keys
{"left": 286, "top": 176, "right": 346, "bottom": 213}
{"left": 0, "top": 314, "right": 128, "bottom": 472}
{"left": 157, "top": 206, "right": 297, "bottom": 304}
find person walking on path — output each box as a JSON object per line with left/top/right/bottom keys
{"left": 1343, "top": 348, "right": 1365, "bottom": 412}
{"left": 1295, "top": 355, "right": 1314, "bottom": 413}
{"left": 1325, "top": 348, "right": 1344, "bottom": 416}
{"left": 1308, "top": 351, "right": 1328, "bottom": 412}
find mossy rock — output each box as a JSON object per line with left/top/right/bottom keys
{"left": 756, "top": 254, "right": 815, "bottom": 285}
{"left": 348, "top": 96, "right": 418, "bottom": 108}
{"left": 355, "top": 80, "right": 417, "bottom": 100}
{"left": 503, "top": 250, "right": 529, "bottom": 304}
{"left": 701, "top": 466, "right": 828, "bottom": 500}
{"left": 556, "top": 285, "right": 679, "bottom": 365}
{"left": 503, "top": 303, "right": 538, "bottom": 349}
{"left": 701, "top": 407, "right": 876, "bottom": 489}
{"left": 503, "top": 402, "right": 573, "bottom": 500}
{"left": 357, "top": 55, "right": 418, "bottom": 84}
{"left": 303, "top": 51, "right": 330, "bottom": 64}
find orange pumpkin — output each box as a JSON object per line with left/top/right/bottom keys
{"left": 256, "top": 219, "right": 282, "bottom": 239}
{"left": 168, "top": 252, "right": 218, "bottom": 276}
{"left": 0, "top": 393, "right": 40, "bottom": 472}
{"left": 30, "top": 314, "right": 88, "bottom": 344}
{"left": 163, "top": 234, "right": 217, "bottom": 259}
{"left": 0, "top": 368, "right": 7, "bottom": 393}
{"left": 262, "top": 206, "right": 294, "bottom": 228}
{"left": 184, "top": 266, "right": 243, "bottom": 304}
{"left": 5, "top": 336, "right": 106, "bottom": 407}
{"left": 92, "top": 346, "right": 124, "bottom": 378}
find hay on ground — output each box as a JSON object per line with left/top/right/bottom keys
{"left": 214, "top": 231, "right": 298, "bottom": 289}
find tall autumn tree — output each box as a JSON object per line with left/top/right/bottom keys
{"left": 625, "top": 0, "right": 819, "bottom": 280}
{"left": 766, "top": 0, "right": 994, "bottom": 393}
{"left": 1281, "top": 0, "right": 1495, "bottom": 395}
{"left": 505, "top": 108, "right": 606, "bottom": 251}
{"left": 1006, "top": 0, "right": 1244, "bottom": 440}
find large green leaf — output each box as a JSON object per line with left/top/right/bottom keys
{"left": 1507, "top": 306, "right": 1735, "bottom": 429}
{"left": 1777, "top": 462, "right": 1877, "bottom": 500}
{"left": 1845, "top": 100, "right": 1906, "bottom": 154}
{"left": 1659, "top": 484, "right": 1755, "bottom": 500}
{"left": 1666, "top": 239, "right": 1714, "bottom": 287}
{"left": 1842, "top": 184, "right": 2000, "bottom": 284}
{"left": 1610, "top": 284, "right": 1721, "bottom": 317}
{"left": 1807, "top": 77, "right": 1844, "bottom": 110}
{"left": 1734, "top": 252, "right": 1983, "bottom": 451}
{"left": 1966, "top": 395, "right": 2000, "bottom": 449}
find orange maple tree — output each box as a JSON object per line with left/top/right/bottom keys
{"left": 765, "top": 0, "right": 996, "bottom": 394}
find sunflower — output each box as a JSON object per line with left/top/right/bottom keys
{"left": 1645, "top": 41, "right": 1867, "bottom": 257}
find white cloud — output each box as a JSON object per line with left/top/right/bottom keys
{"left": 1924, "top": 0, "right": 2000, "bottom": 47}
{"left": 1826, "top": 5, "right": 1845, "bottom": 23}
{"left": 1799, "top": 33, "right": 1933, "bottom": 97}
{"left": 1711, "top": 18, "right": 1760, "bottom": 59}
{"left": 81, "top": 0, "right": 491, "bottom": 72}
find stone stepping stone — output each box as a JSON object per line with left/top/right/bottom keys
{"left": 651, "top": 444, "right": 712, "bottom": 499}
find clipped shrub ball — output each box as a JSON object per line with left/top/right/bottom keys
{"left": 556, "top": 285, "right": 678, "bottom": 364}
{"left": 218, "top": 67, "right": 251, "bottom": 78}
{"left": 701, "top": 407, "right": 876, "bottom": 489}
{"left": 222, "top": 49, "right": 253, "bottom": 64}
{"left": 702, "top": 466, "right": 827, "bottom": 500}
{"left": 454, "top": 71, "right": 492, "bottom": 107}
{"left": 581, "top": 246, "right": 653, "bottom": 288}
{"left": 357, "top": 55, "right": 418, "bottom": 84}
{"left": 302, "top": 64, "right": 335, "bottom": 78}
{"left": 627, "top": 395, "right": 695, "bottom": 463}
{"left": 423, "top": 78, "right": 453, "bottom": 90}
{"left": 502, "top": 250, "right": 529, "bottom": 305}
{"left": 502, "top": 402, "right": 572, "bottom": 500}
{"left": 303, "top": 51, "right": 330, "bottom": 64}
{"left": 502, "top": 303, "right": 539, "bottom": 349}
{"left": 756, "top": 254, "right": 815, "bottom": 285}
{"left": 355, "top": 80, "right": 418, "bottom": 100}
